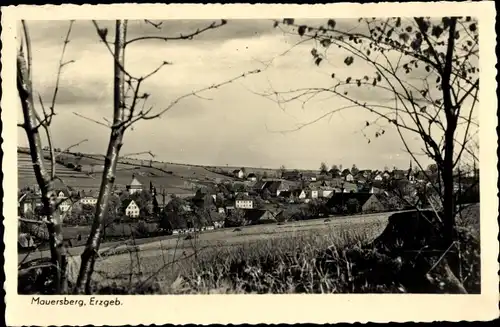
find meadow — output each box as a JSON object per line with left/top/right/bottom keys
{"left": 87, "top": 212, "right": 393, "bottom": 293}
{"left": 18, "top": 205, "right": 480, "bottom": 295}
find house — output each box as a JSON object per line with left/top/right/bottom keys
{"left": 244, "top": 209, "right": 277, "bottom": 225}
{"left": 355, "top": 174, "right": 368, "bottom": 184}
{"left": 56, "top": 189, "right": 70, "bottom": 200}
{"left": 326, "top": 193, "right": 385, "bottom": 214}
{"left": 126, "top": 174, "right": 143, "bottom": 195}
{"left": 213, "top": 221, "right": 225, "bottom": 228}
{"left": 391, "top": 169, "right": 408, "bottom": 180}
{"left": 382, "top": 170, "right": 392, "bottom": 179}
{"left": 302, "top": 172, "right": 318, "bottom": 182}
{"left": 58, "top": 198, "right": 73, "bottom": 213}
{"left": 327, "top": 178, "right": 358, "bottom": 193}
{"left": 235, "top": 199, "right": 254, "bottom": 209}
{"left": 233, "top": 169, "right": 245, "bottom": 179}
{"left": 341, "top": 169, "right": 351, "bottom": 178}
{"left": 123, "top": 199, "right": 140, "bottom": 218}
{"left": 329, "top": 168, "right": 341, "bottom": 178}
{"left": 357, "top": 184, "right": 383, "bottom": 194}
{"left": 358, "top": 170, "right": 372, "bottom": 179}
{"left": 79, "top": 195, "right": 98, "bottom": 206}
{"left": 310, "top": 189, "right": 320, "bottom": 199}
{"left": 278, "top": 190, "right": 292, "bottom": 199}
{"left": 261, "top": 180, "right": 292, "bottom": 196}
{"left": 281, "top": 170, "right": 302, "bottom": 181}
{"left": 292, "top": 189, "right": 307, "bottom": 200}
{"left": 247, "top": 173, "right": 257, "bottom": 182}
{"left": 19, "top": 193, "right": 42, "bottom": 216}
{"left": 320, "top": 188, "right": 335, "bottom": 198}
{"left": 341, "top": 169, "right": 354, "bottom": 182}
{"left": 373, "top": 173, "right": 384, "bottom": 181}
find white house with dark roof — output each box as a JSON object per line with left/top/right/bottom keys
{"left": 124, "top": 199, "right": 140, "bottom": 218}
{"left": 127, "top": 174, "right": 143, "bottom": 195}
{"left": 58, "top": 199, "right": 72, "bottom": 212}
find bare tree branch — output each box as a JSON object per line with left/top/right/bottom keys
{"left": 125, "top": 20, "right": 228, "bottom": 46}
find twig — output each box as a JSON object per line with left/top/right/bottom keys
{"left": 50, "top": 21, "right": 75, "bottom": 119}
{"left": 125, "top": 20, "right": 227, "bottom": 46}
{"left": 73, "top": 112, "right": 110, "bottom": 128}
{"left": 126, "top": 68, "right": 262, "bottom": 126}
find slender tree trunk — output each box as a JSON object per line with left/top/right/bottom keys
{"left": 75, "top": 20, "right": 127, "bottom": 294}
{"left": 440, "top": 18, "right": 458, "bottom": 248}
{"left": 17, "top": 47, "right": 68, "bottom": 293}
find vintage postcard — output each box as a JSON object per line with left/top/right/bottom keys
{"left": 2, "top": 2, "right": 498, "bottom": 325}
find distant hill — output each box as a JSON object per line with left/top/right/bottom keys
{"left": 17, "top": 148, "right": 234, "bottom": 194}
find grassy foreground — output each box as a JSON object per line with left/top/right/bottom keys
{"left": 91, "top": 224, "right": 385, "bottom": 294}
{"left": 19, "top": 207, "right": 480, "bottom": 294}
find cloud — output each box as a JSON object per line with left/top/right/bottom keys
{"left": 18, "top": 19, "right": 439, "bottom": 171}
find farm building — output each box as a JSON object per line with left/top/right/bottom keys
{"left": 326, "top": 193, "right": 385, "bottom": 214}
{"left": 244, "top": 209, "right": 277, "bottom": 225}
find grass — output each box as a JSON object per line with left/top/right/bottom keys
{"left": 90, "top": 220, "right": 393, "bottom": 294}
{"left": 18, "top": 207, "right": 480, "bottom": 295}
{"left": 89, "top": 207, "right": 480, "bottom": 295}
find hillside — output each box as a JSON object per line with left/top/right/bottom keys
{"left": 17, "top": 149, "right": 234, "bottom": 194}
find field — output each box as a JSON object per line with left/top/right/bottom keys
{"left": 18, "top": 148, "right": 321, "bottom": 193}
{"left": 17, "top": 149, "right": 233, "bottom": 193}
{"left": 18, "top": 205, "right": 480, "bottom": 294}
{"left": 78, "top": 212, "right": 390, "bottom": 293}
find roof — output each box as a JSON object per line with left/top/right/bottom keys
{"left": 329, "top": 168, "right": 341, "bottom": 174}
{"left": 121, "top": 199, "right": 137, "bottom": 210}
{"left": 341, "top": 169, "right": 351, "bottom": 176}
{"left": 279, "top": 190, "right": 292, "bottom": 198}
{"left": 128, "top": 176, "right": 143, "bottom": 187}
{"left": 281, "top": 171, "right": 302, "bottom": 179}
{"left": 56, "top": 189, "right": 70, "bottom": 197}
{"left": 244, "top": 209, "right": 276, "bottom": 223}
{"left": 326, "top": 193, "right": 376, "bottom": 208}
{"left": 247, "top": 173, "right": 257, "bottom": 177}
{"left": 262, "top": 180, "right": 284, "bottom": 193}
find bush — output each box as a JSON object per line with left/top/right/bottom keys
{"left": 134, "top": 221, "right": 152, "bottom": 238}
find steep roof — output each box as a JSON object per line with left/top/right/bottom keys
{"left": 244, "top": 209, "right": 276, "bottom": 224}
{"left": 326, "top": 192, "right": 376, "bottom": 208}
{"left": 341, "top": 169, "right": 351, "bottom": 176}
{"left": 121, "top": 199, "right": 137, "bottom": 210}
{"left": 128, "top": 176, "right": 143, "bottom": 188}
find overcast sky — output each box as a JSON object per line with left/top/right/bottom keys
{"left": 18, "top": 19, "right": 440, "bottom": 171}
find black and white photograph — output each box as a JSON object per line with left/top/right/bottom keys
{"left": 2, "top": 2, "right": 498, "bottom": 325}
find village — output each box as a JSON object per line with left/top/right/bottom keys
{"left": 10, "top": 12, "right": 487, "bottom": 303}
{"left": 18, "top": 150, "right": 480, "bottom": 248}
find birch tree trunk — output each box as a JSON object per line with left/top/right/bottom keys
{"left": 75, "top": 20, "right": 128, "bottom": 294}
{"left": 17, "top": 46, "right": 68, "bottom": 293}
